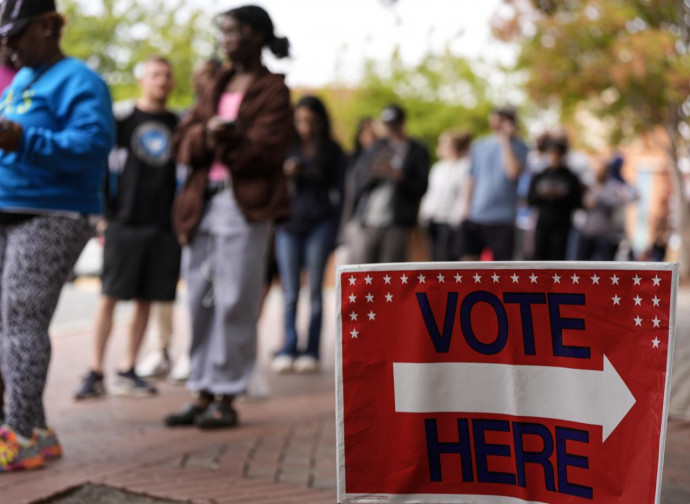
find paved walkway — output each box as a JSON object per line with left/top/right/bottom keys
{"left": 0, "top": 282, "right": 689, "bottom": 503}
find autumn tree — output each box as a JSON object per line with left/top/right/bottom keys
{"left": 493, "top": 0, "right": 690, "bottom": 275}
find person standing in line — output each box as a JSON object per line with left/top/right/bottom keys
{"left": 458, "top": 107, "right": 529, "bottom": 261}
{"left": 164, "top": 5, "right": 292, "bottom": 429}
{"left": 138, "top": 58, "right": 223, "bottom": 384}
{"left": 74, "top": 56, "right": 180, "bottom": 400}
{"left": 527, "top": 137, "right": 583, "bottom": 260}
{"left": 418, "top": 130, "right": 473, "bottom": 261}
{"left": 349, "top": 104, "right": 429, "bottom": 264}
{"left": 0, "top": 43, "right": 18, "bottom": 426}
{"left": 0, "top": 0, "right": 114, "bottom": 471}
{"left": 271, "top": 96, "right": 345, "bottom": 374}
{"left": 576, "top": 159, "right": 637, "bottom": 261}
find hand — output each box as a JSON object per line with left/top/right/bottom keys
{"left": 498, "top": 119, "right": 517, "bottom": 139}
{"left": 0, "top": 121, "right": 23, "bottom": 152}
{"left": 283, "top": 157, "right": 302, "bottom": 177}
{"left": 95, "top": 218, "right": 108, "bottom": 237}
{"left": 369, "top": 162, "right": 402, "bottom": 181}
{"left": 206, "top": 116, "right": 239, "bottom": 149}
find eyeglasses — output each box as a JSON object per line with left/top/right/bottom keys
{"left": 217, "top": 25, "right": 252, "bottom": 41}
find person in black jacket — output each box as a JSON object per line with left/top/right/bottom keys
{"left": 527, "top": 138, "right": 582, "bottom": 260}
{"left": 271, "top": 96, "right": 345, "bottom": 374}
{"left": 349, "top": 104, "right": 429, "bottom": 263}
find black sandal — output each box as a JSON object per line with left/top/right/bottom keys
{"left": 195, "top": 401, "right": 239, "bottom": 430}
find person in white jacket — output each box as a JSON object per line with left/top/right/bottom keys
{"left": 419, "top": 130, "right": 473, "bottom": 261}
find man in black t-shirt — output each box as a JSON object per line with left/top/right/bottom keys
{"left": 75, "top": 56, "right": 181, "bottom": 400}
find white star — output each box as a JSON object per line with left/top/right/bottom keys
{"left": 571, "top": 274, "right": 580, "bottom": 284}
{"left": 437, "top": 274, "right": 445, "bottom": 283}
{"left": 385, "top": 292, "right": 393, "bottom": 302}
{"left": 348, "top": 294, "right": 356, "bottom": 303}
{"left": 552, "top": 274, "right": 561, "bottom": 284}
{"left": 418, "top": 274, "right": 426, "bottom": 283}
{"left": 633, "top": 295, "right": 642, "bottom": 306}
{"left": 473, "top": 273, "right": 482, "bottom": 283}
{"left": 401, "top": 274, "right": 408, "bottom": 284}
{"left": 653, "top": 275, "right": 661, "bottom": 286}
{"left": 365, "top": 275, "right": 373, "bottom": 285}
{"left": 611, "top": 274, "right": 620, "bottom": 285}
{"left": 348, "top": 276, "right": 356, "bottom": 286}
{"left": 634, "top": 316, "right": 643, "bottom": 327}
{"left": 383, "top": 275, "right": 391, "bottom": 284}
{"left": 368, "top": 311, "right": 376, "bottom": 321}
{"left": 349, "top": 312, "right": 358, "bottom": 321}
{"left": 491, "top": 273, "right": 500, "bottom": 283}
{"left": 652, "top": 337, "right": 661, "bottom": 348}
{"left": 591, "top": 274, "right": 600, "bottom": 285}
{"left": 530, "top": 273, "right": 538, "bottom": 284}
{"left": 652, "top": 316, "right": 661, "bottom": 328}
{"left": 350, "top": 329, "right": 359, "bottom": 339}
{"left": 612, "top": 294, "right": 621, "bottom": 305}
{"left": 454, "top": 273, "right": 462, "bottom": 283}
{"left": 652, "top": 296, "right": 661, "bottom": 307}
{"left": 366, "top": 293, "right": 374, "bottom": 303}
{"left": 633, "top": 275, "right": 642, "bottom": 286}
{"left": 511, "top": 273, "right": 520, "bottom": 283}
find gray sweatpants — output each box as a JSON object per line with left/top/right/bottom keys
{"left": 0, "top": 215, "right": 92, "bottom": 436}
{"left": 184, "top": 189, "right": 270, "bottom": 396}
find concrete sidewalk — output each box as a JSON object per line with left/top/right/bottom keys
{"left": 0, "top": 283, "right": 688, "bottom": 503}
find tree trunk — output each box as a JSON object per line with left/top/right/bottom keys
{"left": 665, "top": 128, "right": 690, "bottom": 280}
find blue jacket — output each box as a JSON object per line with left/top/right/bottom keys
{"left": 0, "top": 57, "right": 114, "bottom": 215}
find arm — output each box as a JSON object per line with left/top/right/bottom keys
{"left": 500, "top": 136, "right": 527, "bottom": 180}
{"left": 395, "top": 143, "right": 429, "bottom": 200}
{"left": 217, "top": 84, "right": 292, "bottom": 178}
{"left": 15, "top": 80, "right": 114, "bottom": 174}
{"left": 173, "top": 101, "right": 214, "bottom": 169}
{"left": 463, "top": 175, "right": 475, "bottom": 219}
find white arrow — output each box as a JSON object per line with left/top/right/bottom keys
{"left": 393, "top": 356, "right": 635, "bottom": 441}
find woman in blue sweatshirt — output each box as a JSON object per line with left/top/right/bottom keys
{"left": 0, "top": 0, "right": 114, "bottom": 472}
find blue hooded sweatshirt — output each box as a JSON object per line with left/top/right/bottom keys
{"left": 0, "top": 57, "right": 114, "bottom": 215}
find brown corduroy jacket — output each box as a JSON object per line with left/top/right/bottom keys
{"left": 172, "top": 66, "right": 292, "bottom": 244}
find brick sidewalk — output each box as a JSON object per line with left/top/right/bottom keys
{"left": 1, "top": 284, "right": 689, "bottom": 503}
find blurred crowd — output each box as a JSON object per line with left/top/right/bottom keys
{"left": 0, "top": 0, "right": 668, "bottom": 474}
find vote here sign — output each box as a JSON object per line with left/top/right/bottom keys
{"left": 336, "top": 263, "right": 677, "bottom": 504}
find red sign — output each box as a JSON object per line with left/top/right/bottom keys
{"left": 336, "top": 263, "right": 677, "bottom": 504}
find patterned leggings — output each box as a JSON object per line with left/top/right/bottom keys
{"left": 0, "top": 215, "right": 92, "bottom": 436}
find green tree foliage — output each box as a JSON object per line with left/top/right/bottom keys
{"left": 315, "top": 48, "right": 495, "bottom": 154}
{"left": 493, "top": 0, "right": 690, "bottom": 275}
{"left": 59, "top": 0, "right": 213, "bottom": 109}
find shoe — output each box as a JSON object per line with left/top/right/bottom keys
{"left": 112, "top": 369, "right": 157, "bottom": 398}
{"left": 33, "top": 427, "right": 62, "bottom": 460}
{"left": 0, "top": 425, "right": 45, "bottom": 472}
{"left": 168, "top": 353, "right": 190, "bottom": 384}
{"left": 293, "top": 355, "right": 320, "bottom": 374}
{"left": 195, "top": 401, "right": 239, "bottom": 430}
{"left": 270, "top": 354, "right": 293, "bottom": 374}
{"left": 163, "top": 403, "right": 207, "bottom": 427}
{"left": 137, "top": 350, "right": 171, "bottom": 379}
{"left": 74, "top": 371, "right": 106, "bottom": 401}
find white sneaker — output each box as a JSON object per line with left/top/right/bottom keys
{"left": 168, "top": 353, "right": 190, "bottom": 384}
{"left": 271, "top": 355, "right": 294, "bottom": 374}
{"left": 136, "top": 351, "right": 171, "bottom": 379}
{"left": 293, "top": 355, "right": 320, "bottom": 374}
